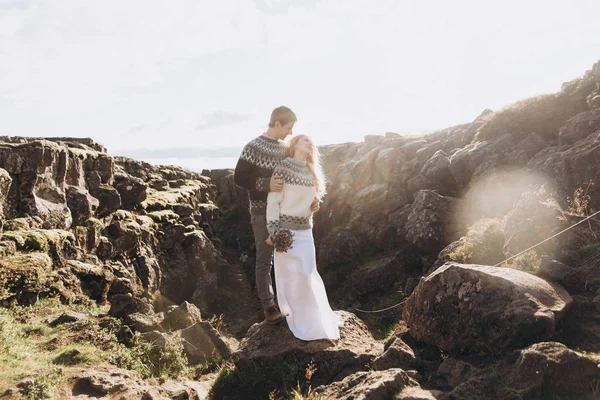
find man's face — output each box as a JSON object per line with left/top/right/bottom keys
{"left": 275, "top": 121, "right": 295, "bottom": 140}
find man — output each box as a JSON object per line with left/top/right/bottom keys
{"left": 234, "top": 106, "right": 319, "bottom": 324}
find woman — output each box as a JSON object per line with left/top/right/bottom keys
{"left": 265, "top": 135, "right": 342, "bottom": 341}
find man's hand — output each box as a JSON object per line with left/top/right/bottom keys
{"left": 265, "top": 236, "right": 273, "bottom": 246}
{"left": 310, "top": 198, "right": 321, "bottom": 212}
{"left": 270, "top": 174, "right": 284, "bottom": 192}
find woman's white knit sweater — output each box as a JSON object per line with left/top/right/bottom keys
{"left": 266, "top": 157, "right": 317, "bottom": 234}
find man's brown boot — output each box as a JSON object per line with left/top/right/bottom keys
{"left": 264, "top": 305, "right": 285, "bottom": 325}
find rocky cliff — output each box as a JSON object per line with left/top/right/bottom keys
{"left": 208, "top": 59, "right": 600, "bottom": 399}
{"left": 1, "top": 59, "right": 600, "bottom": 399}
{"left": 0, "top": 138, "right": 250, "bottom": 398}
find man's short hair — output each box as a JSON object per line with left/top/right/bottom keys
{"left": 269, "top": 106, "right": 297, "bottom": 128}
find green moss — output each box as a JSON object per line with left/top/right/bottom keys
{"left": 147, "top": 210, "right": 180, "bottom": 223}
{"left": 24, "top": 231, "right": 50, "bottom": 252}
{"left": 141, "top": 184, "right": 203, "bottom": 212}
{"left": 135, "top": 215, "right": 156, "bottom": 229}
{"left": 0, "top": 298, "right": 197, "bottom": 391}
{"left": 4, "top": 218, "right": 30, "bottom": 231}
{"left": 580, "top": 243, "right": 600, "bottom": 259}
{"left": 43, "top": 229, "right": 75, "bottom": 246}
{"left": 21, "top": 368, "right": 63, "bottom": 400}
{"left": 0, "top": 240, "right": 16, "bottom": 258}
{"left": 68, "top": 147, "right": 101, "bottom": 160}
{"left": 1, "top": 231, "right": 26, "bottom": 247}
{"left": 0, "top": 252, "right": 53, "bottom": 271}
{"left": 502, "top": 250, "right": 542, "bottom": 273}
{"left": 83, "top": 217, "right": 104, "bottom": 231}
{"left": 111, "top": 210, "right": 135, "bottom": 221}
{"left": 109, "top": 335, "right": 189, "bottom": 379}
{"left": 141, "top": 194, "right": 169, "bottom": 211}
{"left": 1, "top": 229, "right": 74, "bottom": 253}
{"left": 52, "top": 347, "right": 98, "bottom": 366}
{"left": 449, "top": 218, "right": 505, "bottom": 265}
{"left": 0, "top": 252, "right": 53, "bottom": 301}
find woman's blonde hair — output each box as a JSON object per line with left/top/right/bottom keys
{"left": 288, "top": 135, "right": 327, "bottom": 200}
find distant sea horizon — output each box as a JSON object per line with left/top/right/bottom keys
{"left": 114, "top": 147, "right": 242, "bottom": 172}
{"left": 136, "top": 156, "right": 238, "bottom": 172}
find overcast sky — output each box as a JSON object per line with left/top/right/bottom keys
{"left": 1, "top": 0, "right": 599, "bottom": 155}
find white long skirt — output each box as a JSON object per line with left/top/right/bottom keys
{"left": 274, "top": 229, "right": 342, "bottom": 341}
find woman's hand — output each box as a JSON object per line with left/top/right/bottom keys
{"left": 265, "top": 236, "right": 274, "bottom": 246}
{"left": 310, "top": 198, "right": 321, "bottom": 212}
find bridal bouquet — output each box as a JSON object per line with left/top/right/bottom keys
{"left": 271, "top": 229, "right": 295, "bottom": 253}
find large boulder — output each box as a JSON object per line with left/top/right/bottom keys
{"left": 0, "top": 252, "right": 58, "bottom": 305}
{"left": 402, "top": 262, "right": 572, "bottom": 354}
{"left": 162, "top": 301, "right": 202, "bottom": 331}
{"left": 510, "top": 342, "right": 600, "bottom": 397}
{"left": 372, "top": 338, "right": 420, "bottom": 371}
{"left": 210, "top": 311, "right": 383, "bottom": 400}
{"left": 178, "top": 321, "right": 232, "bottom": 364}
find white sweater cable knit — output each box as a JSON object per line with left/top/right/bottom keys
{"left": 266, "top": 157, "right": 317, "bottom": 234}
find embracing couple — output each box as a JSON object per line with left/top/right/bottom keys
{"left": 233, "top": 106, "right": 342, "bottom": 341}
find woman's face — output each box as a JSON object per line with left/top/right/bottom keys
{"left": 294, "top": 136, "right": 314, "bottom": 155}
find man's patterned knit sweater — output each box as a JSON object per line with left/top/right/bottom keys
{"left": 266, "top": 157, "right": 316, "bottom": 234}
{"left": 234, "top": 135, "right": 288, "bottom": 215}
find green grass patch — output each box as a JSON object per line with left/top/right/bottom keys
{"left": 0, "top": 298, "right": 196, "bottom": 392}
{"left": 449, "top": 218, "right": 505, "bottom": 265}
{"left": 209, "top": 355, "right": 322, "bottom": 400}
{"left": 501, "top": 250, "right": 542, "bottom": 274}
{"left": 580, "top": 243, "right": 600, "bottom": 259}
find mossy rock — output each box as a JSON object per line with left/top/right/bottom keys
{"left": 142, "top": 185, "right": 201, "bottom": 212}
{"left": 2, "top": 230, "right": 47, "bottom": 251}
{"left": 4, "top": 218, "right": 30, "bottom": 231}
{"left": 1, "top": 229, "right": 74, "bottom": 253}
{"left": 0, "top": 240, "right": 16, "bottom": 258}
{"left": 141, "top": 192, "right": 169, "bottom": 211}
{"left": 83, "top": 217, "right": 104, "bottom": 231}
{"left": 448, "top": 218, "right": 505, "bottom": 265}
{"left": 135, "top": 215, "right": 156, "bottom": 230}
{"left": 110, "top": 210, "right": 135, "bottom": 221}
{"left": 147, "top": 210, "right": 180, "bottom": 223}
{"left": 68, "top": 147, "right": 101, "bottom": 160}
{"left": 0, "top": 252, "right": 53, "bottom": 302}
